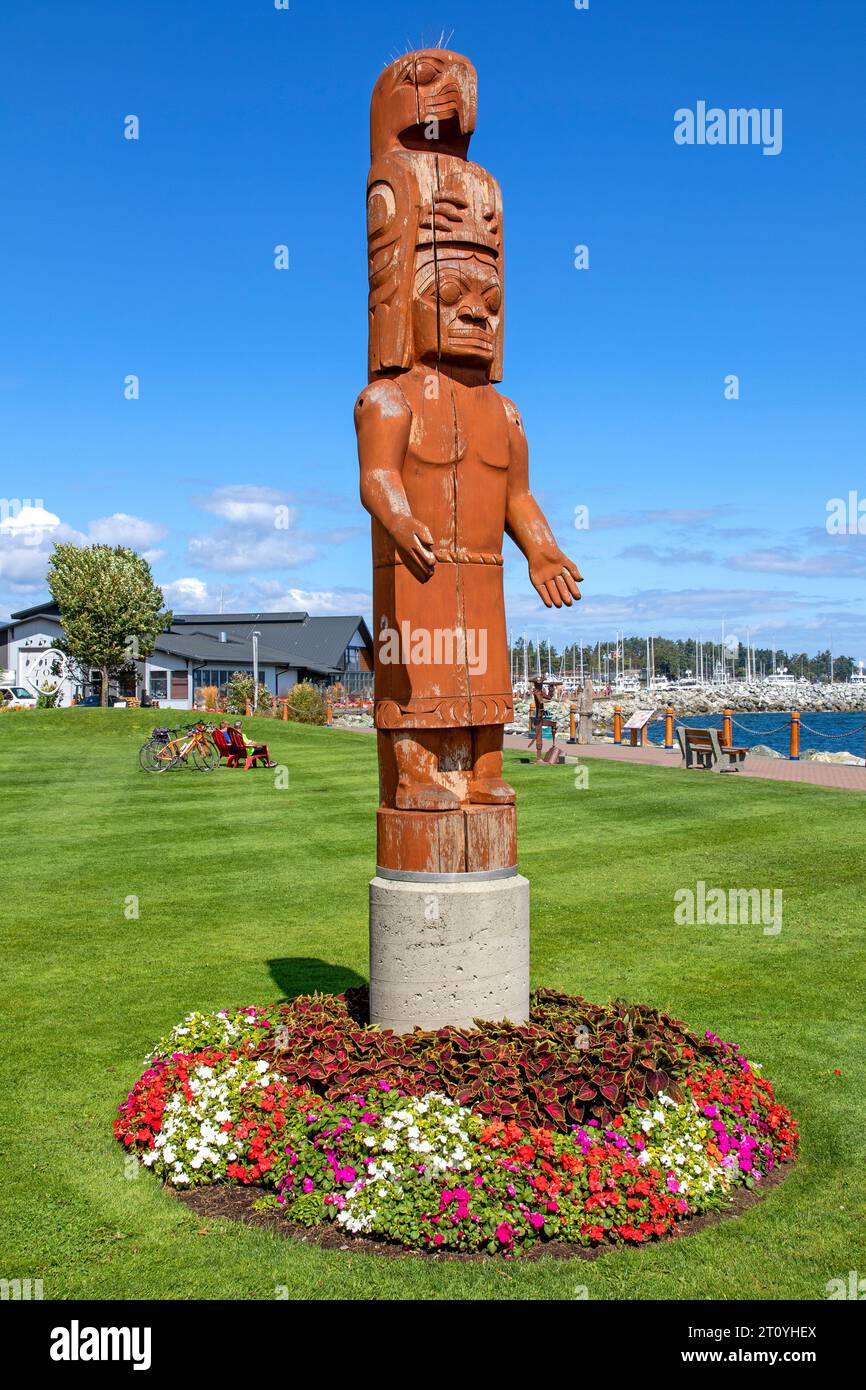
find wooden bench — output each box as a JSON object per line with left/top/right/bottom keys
{"left": 677, "top": 726, "right": 748, "bottom": 772}
{"left": 213, "top": 725, "right": 274, "bottom": 770}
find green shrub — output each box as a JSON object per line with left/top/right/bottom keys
{"left": 225, "top": 672, "right": 273, "bottom": 714}
{"left": 285, "top": 682, "right": 326, "bottom": 725}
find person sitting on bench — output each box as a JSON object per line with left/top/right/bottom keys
{"left": 232, "top": 720, "right": 274, "bottom": 768}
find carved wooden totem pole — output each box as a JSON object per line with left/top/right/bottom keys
{"left": 356, "top": 49, "right": 582, "bottom": 1031}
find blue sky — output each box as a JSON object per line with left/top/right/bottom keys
{"left": 1, "top": 0, "right": 863, "bottom": 656}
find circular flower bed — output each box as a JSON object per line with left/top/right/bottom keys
{"left": 115, "top": 990, "right": 798, "bottom": 1255}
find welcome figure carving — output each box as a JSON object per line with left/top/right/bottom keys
{"left": 355, "top": 48, "right": 582, "bottom": 875}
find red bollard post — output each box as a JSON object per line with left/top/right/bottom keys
{"left": 613, "top": 705, "right": 622, "bottom": 745}
{"left": 722, "top": 708, "right": 732, "bottom": 749}
{"left": 326, "top": 698, "right": 333, "bottom": 727}
{"left": 664, "top": 705, "right": 674, "bottom": 751}
{"left": 789, "top": 710, "right": 800, "bottom": 761}
{"left": 569, "top": 703, "right": 577, "bottom": 742}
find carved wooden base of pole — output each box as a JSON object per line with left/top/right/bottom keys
{"left": 368, "top": 870, "right": 530, "bottom": 1034}
{"left": 376, "top": 804, "right": 516, "bottom": 876}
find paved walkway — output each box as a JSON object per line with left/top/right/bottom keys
{"left": 505, "top": 734, "right": 866, "bottom": 791}
{"left": 337, "top": 721, "right": 865, "bottom": 791}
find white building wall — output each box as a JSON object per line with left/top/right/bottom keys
{"left": 4, "top": 618, "right": 78, "bottom": 704}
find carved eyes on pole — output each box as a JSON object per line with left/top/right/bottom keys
{"left": 438, "top": 279, "right": 463, "bottom": 306}
{"left": 436, "top": 277, "right": 501, "bottom": 315}
{"left": 414, "top": 59, "right": 441, "bottom": 85}
{"left": 399, "top": 57, "right": 442, "bottom": 87}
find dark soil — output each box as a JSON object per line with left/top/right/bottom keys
{"left": 172, "top": 1158, "right": 795, "bottom": 1262}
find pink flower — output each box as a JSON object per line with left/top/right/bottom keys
{"left": 302, "top": 1177, "right": 315, "bottom": 1194}
{"left": 496, "top": 1222, "right": 514, "bottom": 1245}
{"left": 530, "top": 1213, "right": 545, "bottom": 1230}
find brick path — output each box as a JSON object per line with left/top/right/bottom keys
{"left": 504, "top": 734, "right": 866, "bottom": 791}
{"left": 336, "top": 722, "right": 865, "bottom": 791}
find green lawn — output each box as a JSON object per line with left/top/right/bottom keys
{"left": 1, "top": 708, "right": 863, "bottom": 1300}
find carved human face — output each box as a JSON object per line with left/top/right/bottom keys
{"left": 370, "top": 50, "right": 477, "bottom": 157}
{"left": 412, "top": 251, "right": 502, "bottom": 369}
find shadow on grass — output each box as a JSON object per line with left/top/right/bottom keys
{"left": 268, "top": 957, "right": 366, "bottom": 1000}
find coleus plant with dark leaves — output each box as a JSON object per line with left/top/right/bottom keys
{"left": 257, "top": 988, "right": 724, "bottom": 1132}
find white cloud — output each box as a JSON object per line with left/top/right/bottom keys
{"left": 196, "top": 484, "right": 296, "bottom": 529}
{"left": 726, "top": 547, "right": 866, "bottom": 578}
{"left": 87, "top": 513, "right": 167, "bottom": 547}
{"left": 0, "top": 504, "right": 61, "bottom": 540}
{"left": 0, "top": 506, "right": 167, "bottom": 601}
{"left": 187, "top": 530, "right": 317, "bottom": 573}
{"left": 161, "top": 577, "right": 219, "bottom": 609}
{"left": 0, "top": 513, "right": 85, "bottom": 592}
{"left": 255, "top": 585, "right": 372, "bottom": 615}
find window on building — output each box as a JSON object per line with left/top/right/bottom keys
{"left": 192, "top": 667, "right": 253, "bottom": 691}
{"left": 171, "top": 670, "right": 189, "bottom": 699}
{"left": 149, "top": 671, "right": 168, "bottom": 699}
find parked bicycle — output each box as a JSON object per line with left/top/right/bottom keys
{"left": 139, "top": 721, "right": 219, "bottom": 773}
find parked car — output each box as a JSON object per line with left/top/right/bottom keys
{"left": 0, "top": 684, "right": 38, "bottom": 709}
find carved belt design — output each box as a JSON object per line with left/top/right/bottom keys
{"left": 380, "top": 549, "right": 504, "bottom": 568}
{"left": 433, "top": 548, "right": 502, "bottom": 565}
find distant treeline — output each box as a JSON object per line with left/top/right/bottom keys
{"left": 510, "top": 636, "right": 855, "bottom": 682}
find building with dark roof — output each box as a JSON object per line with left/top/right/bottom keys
{"left": 0, "top": 601, "right": 373, "bottom": 708}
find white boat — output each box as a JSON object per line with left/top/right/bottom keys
{"left": 766, "top": 668, "right": 797, "bottom": 688}
{"left": 849, "top": 662, "right": 866, "bottom": 687}
{"left": 613, "top": 673, "right": 642, "bottom": 694}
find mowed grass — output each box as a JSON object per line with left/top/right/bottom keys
{"left": 1, "top": 707, "right": 863, "bottom": 1301}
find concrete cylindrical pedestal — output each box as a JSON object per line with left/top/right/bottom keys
{"left": 369, "top": 870, "right": 530, "bottom": 1033}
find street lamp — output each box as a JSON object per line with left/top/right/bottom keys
{"left": 252, "top": 631, "right": 261, "bottom": 711}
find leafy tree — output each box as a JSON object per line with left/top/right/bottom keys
{"left": 47, "top": 543, "right": 171, "bottom": 708}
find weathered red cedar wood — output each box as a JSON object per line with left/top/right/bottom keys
{"left": 356, "top": 49, "right": 583, "bottom": 871}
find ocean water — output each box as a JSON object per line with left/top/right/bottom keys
{"left": 647, "top": 710, "right": 866, "bottom": 759}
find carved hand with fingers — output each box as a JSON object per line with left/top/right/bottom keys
{"left": 529, "top": 547, "right": 583, "bottom": 608}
